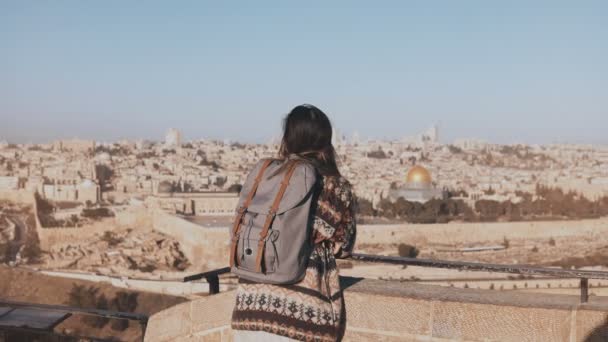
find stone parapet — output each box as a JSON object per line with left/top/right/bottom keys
{"left": 144, "top": 277, "right": 608, "bottom": 341}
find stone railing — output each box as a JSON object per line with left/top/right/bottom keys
{"left": 144, "top": 277, "right": 608, "bottom": 341}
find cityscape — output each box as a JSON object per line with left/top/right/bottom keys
{"left": 2, "top": 1, "right": 608, "bottom": 341}
{"left": 1, "top": 126, "right": 608, "bottom": 340}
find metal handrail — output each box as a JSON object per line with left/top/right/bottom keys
{"left": 350, "top": 253, "right": 608, "bottom": 279}
{"left": 183, "top": 266, "right": 231, "bottom": 294}
{"left": 0, "top": 300, "right": 148, "bottom": 322}
{"left": 350, "top": 253, "right": 608, "bottom": 303}
{"left": 183, "top": 253, "right": 608, "bottom": 303}
{"left": 0, "top": 300, "right": 148, "bottom": 342}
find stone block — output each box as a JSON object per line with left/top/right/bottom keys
{"left": 145, "top": 301, "right": 192, "bottom": 342}
{"left": 191, "top": 292, "right": 234, "bottom": 333}
{"left": 344, "top": 291, "right": 431, "bottom": 336}
{"left": 221, "top": 327, "right": 234, "bottom": 342}
{"left": 198, "top": 330, "right": 222, "bottom": 342}
{"left": 344, "top": 330, "right": 422, "bottom": 341}
{"left": 575, "top": 309, "right": 608, "bottom": 342}
{"left": 432, "top": 301, "right": 571, "bottom": 341}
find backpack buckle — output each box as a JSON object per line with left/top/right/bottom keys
{"left": 267, "top": 209, "right": 277, "bottom": 217}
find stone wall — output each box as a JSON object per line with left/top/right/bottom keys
{"left": 150, "top": 218, "right": 608, "bottom": 272}
{"left": 149, "top": 209, "right": 230, "bottom": 272}
{"left": 144, "top": 277, "right": 608, "bottom": 342}
{"left": 37, "top": 206, "right": 152, "bottom": 250}
{"left": 357, "top": 217, "right": 608, "bottom": 246}
{"left": 0, "top": 189, "right": 35, "bottom": 204}
{"left": 34, "top": 202, "right": 227, "bottom": 271}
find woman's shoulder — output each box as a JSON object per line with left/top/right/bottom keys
{"left": 321, "top": 175, "right": 352, "bottom": 190}
{"left": 320, "top": 175, "right": 355, "bottom": 206}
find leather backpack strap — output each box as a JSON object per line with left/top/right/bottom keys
{"left": 254, "top": 161, "right": 299, "bottom": 273}
{"left": 230, "top": 159, "right": 273, "bottom": 267}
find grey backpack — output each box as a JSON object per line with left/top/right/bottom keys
{"left": 230, "top": 158, "right": 319, "bottom": 284}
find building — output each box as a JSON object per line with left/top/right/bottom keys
{"left": 165, "top": 128, "right": 182, "bottom": 147}
{"left": 0, "top": 176, "right": 20, "bottom": 190}
{"left": 149, "top": 192, "right": 239, "bottom": 216}
{"left": 400, "top": 124, "right": 440, "bottom": 146}
{"left": 40, "top": 179, "right": 100, "bottom": 203}
{"left": 453, "top": 138, "right": 488, "bottom": 150}
{"left": 388, "top": 165, "right": 444, "bottom": 203}
{"left": 53, "top": 139, "right": 96, "bottom": 154}
{"left": 422, "top": 124, "right": 439, "bottom": 144}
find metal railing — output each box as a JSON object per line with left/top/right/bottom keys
{"left": 350, "top": 253, "right": 608, "bottom": 303}
{"left": 0, "top": 300, "right": 149, "bottom": 342}
{"left": 184, "top": 253, "right": 608, "bottom": 303}
{"left": 183, "top": 266, "right": 231, "bottom": 294}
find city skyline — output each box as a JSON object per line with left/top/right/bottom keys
{"left": 2, "top": 1, "right": 607, "bottom": 145}
{"left": 2, "top": 124, "right": 607, "bottom": 147}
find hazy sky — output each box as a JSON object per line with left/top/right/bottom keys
{"left": 1, "top": 1, "right": 607, "bottom": 145}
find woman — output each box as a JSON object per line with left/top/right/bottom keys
{"left": 231, "top": 104, "right": 357, "bottom": 342}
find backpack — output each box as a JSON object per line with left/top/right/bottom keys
{"left": 229, "top": 158, "right": 319, "bottom": 284}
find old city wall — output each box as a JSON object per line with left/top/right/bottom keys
{"left": 358, "top": 217, "right": 608, "bottom": 246}
{"left": 0, "top": 189, "right": 42, "bottom": 244}
{"left": 139, "top": 217, "right": 608, "bottom": 272}
{"left": 0, "top": 189, "right": 35, "bottom": 204}
{"left": 37, "top": 206, "right": 152, "bottom": 250}
{"left": 149, "top": 209, "right": 229, "bottom": 272}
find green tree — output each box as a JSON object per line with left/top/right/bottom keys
{"left": 111, "top": 292, "right": 139, "bottom": 331}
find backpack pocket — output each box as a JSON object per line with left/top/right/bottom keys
{"left": 235, "top": 216, "right": 278, "bottom": 274}
{"left": 236, "top": 237, "right": 277, "bottom": 274}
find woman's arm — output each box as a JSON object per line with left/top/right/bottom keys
{"left": 312, "top": 177, "right": 357, "bottom": 258}
{"left": 332, "top": 185, "right": 356, "bottom": 258}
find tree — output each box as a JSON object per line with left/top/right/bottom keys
{"left": 68, "top": 285, "right": 107, "bottom": 327}
{"left": 111, "top": 292, "right": 139, "bottom": 331}
{"left": 357, "top": 197, "right": 375, "bottom": 217}
{"left": 89, "top": 294, "right": 110, "bottom": 328}
{"left": 227, "top": 184, "right": 242, "bottom": 193}
{"left": 483, "top": 186, "right": 496, "bottom": 195}
{"left": 367, "top": 149, "right": 388, "bottom": 159}
{"left": 447, "top": 145, "right": 463, "bottom": 154}
{"left": 397, "top": 244, "right": 419, "bottom": 258}
{"left": 214, "top": 176, "right": 227, "bottom": 188}
{"left": 82, "top": 207, "right": 114, "bottom": 219}
{"left": 95, "top": 164, "right": 114, "bottom": 191}
{"left": 377, "top": 199, "right": 396, "bottom": 219}
{"left": 0, "top": 243, "right": 10, "bottom": 263}
{"left": 21, "top": 240, "right": 43, "bottom": 263}
{"left": 475, "top": 199, "right": 502, "bottom": 221}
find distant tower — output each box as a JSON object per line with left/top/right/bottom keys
{"left": 429, "top": 123, "right": 439, "bottom": 143}
{"left": 165, "top": 128, "right": 182, "bottom": 147}
{"left": 422, "top": 124, "right": 439, "bottom": 144}
{"left": 267, "top": 135, "right": 281, "bottom": 147}
{"left": 351, "top": 131, "right": 360, "bottom": 145}
{"left": 332, "top": 128, "right": 342, "bottom": 146}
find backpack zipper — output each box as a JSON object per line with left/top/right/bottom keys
{"left": 241, "top": 215, "right": 255, "bottom": 262}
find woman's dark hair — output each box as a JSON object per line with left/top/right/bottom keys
{"left": 278, "top": 104, "right": 341, "bottom": 176}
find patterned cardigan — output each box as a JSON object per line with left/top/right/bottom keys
{"left": 231, "top": 175, "right": 357, "bottom": 341}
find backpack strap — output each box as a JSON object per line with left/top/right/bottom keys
{"left": 230, "top": 159, "right": 273, "bottom": 268}
{"left": 254, "top": 161, "right": 299, "bottom": 273}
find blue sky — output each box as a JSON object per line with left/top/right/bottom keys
{"left": 1, "top": 1, "right": 607, "bottom": 144}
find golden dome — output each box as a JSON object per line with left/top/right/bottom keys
{"left": 406, "top": 165, "right": 432, "bottom": 185}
